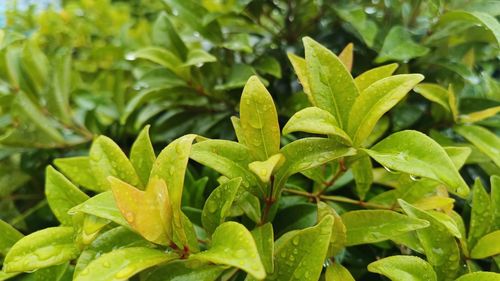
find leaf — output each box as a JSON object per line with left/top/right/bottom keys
{"left": 354, "top": 63, "right": 399, "bottom": 92}
{"left": 282, "top": 107, "right": 352, "bottom": 144}
{"left": 74, "top": 247, "right": 178, "bottom": 281}
{"left": 376, "top": 26, "right": 430, "bottom": 63}
{"left": 399, "top": 200, "right": 461, "bottom": 281}
{"left": 202, "top": 178, "right": 241, "bottom": 235}
{"left": 74, "top": 226, "right": 152, "bottom": 277}
{"left": 448, "top": 85, "right": 459, "bottom": 122}
{"left": 454, "top": 272, "right": 500, "bottom": 281}
{"left": 436, "top": 11, "right": 500, "bottom": 46}
{"left": 274, "top": 138, "right": 356, "bottom": 195}
{"left": 248, "top": 154, "right": 285, "bottom": 183}
{"left": 455, "top": 125, "right": 500, "bottom": 167}
{"left": 253, "top": 56, "right": 282, "bottom": 78}
{"left": 367, "top": 255, "right": 437, "bottom": 281}
{"left": 468, "top": 179, "right": 492, "bottom": 249}
{"left": 191, "top": 222, "right": 265, "bottom": 279}
{"left": 21, "top": 40, "right": 49, "bottom": 95}
{"left": 0, "top": 219, "right": 23, "bottom": 256}
{"left": 335, "top": 6, "right": 378, "bottom": 47}
{"left": 110, "top": 176, "right": 172, "bottom": 245}
{"left": 89, "top": 136, "right": 141, "bottom": 191}
{"left": 130, "top": 125, "right": 156, "bottom": 185}
{"left": 143, "top": 261, "right": 226, "bottom": 281}
{"left": 3, "top": 227, "right": 79, "bottom": 273}
{"left": 338, "top": 43, "right": 353, "bottom": 72}
{"left": 230, "top": 116, "right": 247, "bottom": 146}
{"left": 182, "top": 49, "right": 216, "bottom": 67}
{"left": 250, "top": 223, "right": 274, "bottom": 274}
{"left": 492, "top": 176, "right": 500, "bottom": 230}
{"left": 347, "top": 74, "right": 424, "bottom": 146}
{"left": 459, "top": 106, "right": 500, "bottom": 123}
{"left": 45, "top": 166, "right": 89, "bottom": 225}
{"left": 303, "top": 37, "right": 359, "bottom": 129}
{"left": 190, "top": 139, "right": 261, "bottom": 195}
{"left": 444, "top": 146, "right": 471, "bottom": 169}
{"left": 69, "top": 191, "right": 128, "bottom": 226}
{"left": 413, "top": 83, "right": 451, "bottom": 112}
{"left": 470, "top": 230, "right": 500, "bottom": 259}
{"left": 74, "top": 214, "right": 109, "bottom": 247}
{"left": 49, "top": 52, "right": 72, "bottom": 124}
{"left": 351, "top": 155, "right": 373, "bottom": 200}
{"left": 364, "top": 130, "right": 470, "bottom": 197}
{"left": 152, "top": 12, "right": 188, "bottom": 60}
{"left": 325, "top": 262, "right": 355, "bottom": 281}
{"left": 132, "top": 47, "right": 188, "bottom": 79}
{"left": 54, "top": 157, "right": 99, "bottom": 192}
{"left": 341, "top": 210, "right": 429, "bottom": 246}
{"left": 267, "top": 216, "right": 333, "bottom": 281}
{"left": 239, "top": 76, "right": 280, "bottom": 161}
{"left": 317, "top": 202, "right": 346, "bottom": 256}
{"left": 287, "top": 53, "right": 312, "bottom": 103}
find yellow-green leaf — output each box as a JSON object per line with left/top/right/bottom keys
{"left": 325, "top": 262, "right": 355, "bottom": 281}
{"left": 251, "top": 223, "right": 274, "bottom": 274}
{"left": 338, "top": 43, "right": 353, "bottom": 72}
{"left": 354, "top": 63, "right": 399, "bottom": 92}
{"left": 248, "top": 154, "right": 285, "bottom": 183}
{"left": 130, "top": 125, "right": 156, "bottom": 186}
{"left": 459, "top": 106, "right": 500, "bottom": 123}
{"left": 69, "top": 191, "right": 128, "bottom": 227}
{"left": 468, "top": 179, "right": 492, "bottom": 249}
{"left": 351, "top": 155, "right": 373, "bottom": 200}
{"left": 368, "top": 255, "right": 437, "bottom": 281}
{"left": 287, "top": 53, "right": 312, "bottom": 103}
{"left": 54, "top": 156, "right": 99, "bottom": 192}
{"left": 470, "top": 230, "right": 500, "bottom": 259}
{"left": 455, "top": 125, "right": 500, "bottom": 167}
{"left": 454, "top": 272, "right": 500, "bottom": 281}
{"left": 413, "top": 83, "right": 451, "bottom": 112}
{"left": 202, "top": 178, "right": 241, "bottom": 235}
{"left": 492, "top": 176, "right": 500, "bottom": 230}
{"left": 317, "top": 202, "right": 346, "bottom": 256}
{"left": 0, "top": 219, "right": 23, "bottom": 256}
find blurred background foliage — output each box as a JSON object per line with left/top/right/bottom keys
{"left": 0, "top": 0, "right": 498, "bottom": 279}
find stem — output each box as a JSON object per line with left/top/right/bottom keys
{"left": 315, "top": 158, "right": 347, "bottom": 197}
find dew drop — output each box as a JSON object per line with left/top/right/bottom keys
{"left": 292, "top": 236, "right": 300, "bottom": 246}
{"left": 207, "top": 201, "right": 218, "bottom": 213}
{"left": 103, "top": 261, "right": 111, "bottom": 268}
{"left": 125, "top": 53, "right": 136, "bottom": 61}
{"left": 125, "top": 212, "right": 135, "bottom": 223}
{"left": 383, "top": 166, "right": 399, "bottom": 174}
{"left": 409, "top": 174, "right": 422, "bottom": 181}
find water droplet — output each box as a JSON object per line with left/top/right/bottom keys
{"left": 125, "top": 212, "right": 134, "bottom": 223}
{"left": 103, "top": 261, "right": 111, "bottom": 268}
{"left": 80, "top": 268, "right": 89, "bottom": 276}
{"left": 207, "top": 201, "right": 218, "bottom": 213}
{"left": 383, "top": 166, "right": 399, "bottom": 174}
{"left": 235, "top": 249, "right": 246, "bottom": 258}
{"left": 115, "top": 265, "right": 136, "bottom": 279}
{"left": 34, "top": 246, "right": 55, "bottom": 261}
{"left": 410, "top": 174, "right": 422, "bottom": 181}
{"left": 292, "top": 236, "right": 300, "bottom": 246}
{"left": 259, "top": 169, "right": 267, "bottom": 177}
{"left": 125, "top": 53, "right": 136, "bottom": 61}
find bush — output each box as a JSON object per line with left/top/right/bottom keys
{"left": 0, "top": 1, "right": 499, "bottom": 280}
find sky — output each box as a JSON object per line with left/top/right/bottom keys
{"left": 0, "top": 0, "right": 61, "bottom": 27}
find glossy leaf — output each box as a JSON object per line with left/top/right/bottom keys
{"left": 354, "top": 63, "right": 399, "bottom": 92}
{"left": 454, "top": 272, "right": 500, "bottom": 281}
{"left": 69, "top": 191, "right": 128, "bottom": 226}
{"left": 368, "top": 255, "right": 437, "bottom": 281}
{"left": 347, "top": 74, "right": 424, "bottom": 146}
{"left": 437, "top": 11, "right": 500, "bottom": 45}
{"left": 49, "top": 52, "right": 72, "bottom": 123}
{"left": 239, "top": 76, "right": 280, "bottom": 161}
{"left": 351, "top": 155, "right": 373, "bottom": 200}
{"left": 192, "top": 222, "right": 265, "bottom": 279}
{"left": 338, "top": 43, "right": 353, "bottom": 72}
{"left": 74, "top": 247, "right": 178, "bottom": 281}
{"left": 468, "top": 178, "right": 492, "bottom": 249}
{"left": 364, "top": 130, "right": 469, "bottom": 197}
{"left": 132, "top": 47, "right": 188, "bottom": 79}
{"left": 54, "top": 157, "right": 99, "bottom": 192}
{"left": 317, "top": 202, "right": 346, "bottom": 256}
{"left": 230, "top": 116, "right": 247, "bottom": 146}
{"left": 287, "top": 53, "right": 312, "bottom": 103}
{"left": 413, "top": 83, "right": 451, "bottom": 112}
{"left": 251, "top": 223, "right": 274, "bottom": 274}
{"left": 248, "top": 154, "right": 285, "bottom": 183}
{"left": 202, "top": 178, "right": 241, "bottom": 235}
{"left": 267, "top": 216, "right": 333, "bottom": 281}
{"left": 492, "top": 176, "right": 500, "bottom": 230}
{"left": 459, "top": 106, "right": 500, "bottom": 123}
{"left": 3, "top": 227, "right": 79, "bottom": 272}
{"left": 130, "top": 125, "right": 155, "bottom": 186}
{"left": 282, "top": 107, "right": 352, "bottom": 144}
{"left": 183, "top": 49, "right": 216, "bottom": 66}
{"left": 89, "top": 136, "right": 141, "bottom": 191}
{"left": 470, "top": 230, "right": 500, "bottom": 259}
{"left": 399, "top": 200, "right": 460, "bottom": 281}
{"left": 342, "top": 210, "right": 429, "bottom": 246}
{"left": 152, "top": 12, "right": 188, "bottom": 60}
{"left": 0, "top": 219, "right": 23, "bottom": 256}
{"left": 144, "top": 261, "right": 226, "bottom": 281}
{"left": 376, "top": 26, "right": 429, "bottom": 63}
{"left": 455, "top": 125, "right": 500, "bottom": 167}
{"left": 45, "top": 166, "right": 89, "bottom": 225}
{"left": 325, "top": 262, "right": 355, "bottom": 281}
{"left": 303, "top": 37, "right": 359, "bottom": 129}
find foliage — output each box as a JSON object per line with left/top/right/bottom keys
{"left": 0, "top": 0, "right": 499, "bottom": 280}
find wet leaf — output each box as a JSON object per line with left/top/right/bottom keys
{"left": 248, "top": 154, "right": 285, "bottom": 183}
{"left": 325, "top": 262, "right": 355, "bottom": 281}
{"left": 3, "top": 227, "right": 79, "bottom": 272}
{"left": 364, "top": 130, "right": 469, "bottom": 197}
{"left": 454, "top": 272, "right": 500, "bottom": 281}
{"left": 338, "top": 43, "right": 353, "bottom": 72}
{"left": 129, "top": 125, "right": 156, "bottom": 186}
{"left": 376, "top": 26, "right": 429, "bottom": 63}
{"left": 455, "top": 125, "right": 500, "bottom": 167}
{"left": 354, "top": 63, "right": 399, "bottom": 92}
{"left": 152, "top": 12, "right": 188, "bottom": 60}
{"left": 351, "top": 155, "right": 373, "bottom": 200}
{"left": 202, "top": 178, "right": 241, "bottom": 235}
{"left": 317, "top": 202, "right": 346, "bottom": 256}
{"left": 143, "top": 261, "right": 226, "bottom": 281}
{"left": 368, "top": 255, "right": 437, "bottom": 281}
{"left": 54, "top": 157, "right": 99, "bottom": 192}
{"left": 459, "top": 106, "right": 500, "bottom": 123}
{"left": 69, "top": 192, "right": 128, "bottom": 226}
{"left": 0, "top": 219, "right": 23, "bottom": 256}
{"left": 251, "top": 223, "right": 274, "bottom": 274}
{"left": 342, "top": 210, "right": 429, "bottom": 246}
{"left": 470, "top": 230, "right": 500, "bottom": 259}
{"left": 132, "top": 47, "right": 188, "bottom": 79}
{"left": 413, "top": 83, "right": 451, "bottom": 112}
{"left": 287, "top": 53, "right": 312, "bottom": 103}
{"left": 230, "top": 116, "right": 247, "bottom": 146}
{"left": 492, "top": 176, "right": 500, "bottom": 230}
{"left": 468, "top": 178, "right": 492, "bottom": 249}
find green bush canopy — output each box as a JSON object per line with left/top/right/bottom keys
{"left": 0, "top": 1, "right": 499, "bottom": 280}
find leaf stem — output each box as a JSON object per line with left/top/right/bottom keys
{"left": 315, "top": 158, "right": 347, "bottom": 197}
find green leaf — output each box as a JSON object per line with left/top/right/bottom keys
{"left": 492, "top": 176, "right": 500, "bottom": 230}
{"left": 368, "top": 255, "right": 437, "bottom": 281}
{"left": 3, "top": 227, "right": 79, "bottom": 273}
{"left": 132, "top": 47, "right": 188, "bottom": 79}
{"left": 74, "top": 226, "right": 152, "bottom": 277}
{"left": 182, "top": 49, "right": 216, "bottom": 67}
{"left": 21, "top": 40, "right": 49, "bottom": 95}
{"left": 0, "top": 219, "right": 23, "bottom": 256}
{"left": 254, "top": 56, "right": 282, "bottom": 78}
{"left": 364, "top": 130, "right": 469, "bottom": 197}
{"left": 325, "top": 262, "right": 355, "bottom": 281}
{"left": 54, "top": 157, "right": 99, "bottom": 192}
{"left": 74, "top": 214, "right": 109, "bottom": 247}
{"left": 191, "top": 222, "right": 265, "bottom": 279}
{"left": 413, "top": 83, "right": 451, "bottom": 112}
{"left": 74, "top": 247, "right": 178, "bottom": 281}
{"left": 190, "top": 139, "right": 261, "bottom": 195}
{"left": 455, "top": 125, "right": 500, "bottom": 167}
{"left": 143, "top": 261, "right": 226, "bottom": 281}
{"left": 202, "top": 178, "right": 241, "bottom": 235}
{"left": 341, "top": 210, "right": 429, "bottom": 246}
{"left": 248, "top": 154, "right": 285, "bottom": 183}
{"left": 468, "top": 179, "right": 492, "bottom": 249}
{"left": 470, "top": 230, "right": 500, "bottom": 259}
{"left": 454, "top": 272, "right": 500, "bottom": 281}
{"left": 317, "top": 202, "right": 346, "bottom": 256}
{"left": 303, "top": 37, "right": 359, "bottom": 129}
{"left": 152, "top": 12, "right": 188, "bottom": 60}
{"left": 20, "top": 263, "right": 70, "bottom": 281}
{"left": 354, "top": 63, "right": 399, "bottom": 92}
{"left": 267, "top": 216, "right": 333, "bottom": 281}
{"left": 49, "top": 52, "right": 72, "bottom": 124}
{"left": 376, "top": 26, "right": 430, "bottom": 63}
{"left": 251, "top": 223, "right": 274, "bottom": 274}
{"left": 45, "top": 166, "right": 89, "bottom": 225}
{"left": 335, "top": 6, "right": 378, "bottom": 47}
{"left": 130, "top": 125, "right": 156, "bottom": 186}
{"left": 239, "top": 76, "right": 280, "bottom": 161}
{"left": 89, "top": 136, "right": 141, "bottom": 191}
{"left": 230, "top": 116, "right": 247, "bottom": 146}
{"left": 282, "top": 107, "right": 352, "bottom": 144}
{"left": 287, "top": 53, "right": 312, "bottom": 103}
{"left": 351, "top": 155, "right": 373, "bottom": 200}
{"left": 445, "top": 147, "right": 471, "bottom": 169}
{"left": 399, "top": 200, "right": 461, "bottom": 281}
{"left": 436, "top": 11, "right": 500, "bottom": 46}
{"left": 347, "top": 74, "right": 424, "bottom": 146}
{"left": 338, "top": 43, "right": 353, "bottom": 72}
{"left": 274, "top": 138, "right": 356, "bottom": 195}
{"left": 459, "top": 106, "right": 500, "bottom": 123}
{"left": 110, "top": 177, "right": 172, "bottom": 245}
{"left": 69, "top": 191, "right": 128, "bottom": 227}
